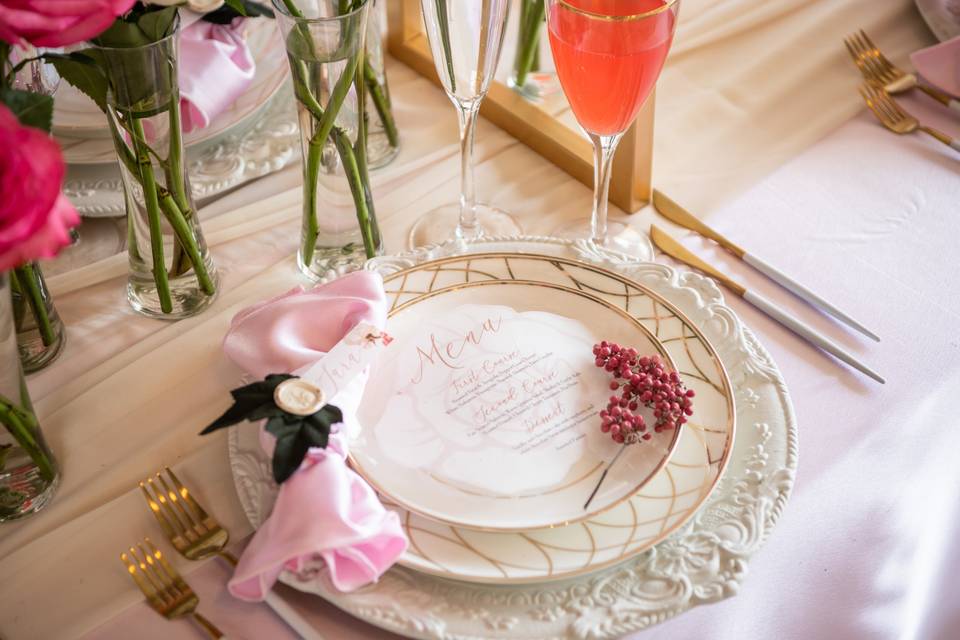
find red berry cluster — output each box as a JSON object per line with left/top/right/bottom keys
{"left": 593, "top": 341, "right": 694, "bottom": 444}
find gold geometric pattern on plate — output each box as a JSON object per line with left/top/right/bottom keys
{"left": 375, "top": 253, "right": 735, "bottom": 584}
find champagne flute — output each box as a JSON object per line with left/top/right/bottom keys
{"left": 410, "top": 0, "right": 521, "bottom": 247}
{"left": 546, "top": 0, "right": 679, "bottom": 252}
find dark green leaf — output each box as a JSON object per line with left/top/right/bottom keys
{"left": 138, "top": 6, "right": 179, "bottom": 42}
{"left": 200, "top": 373, "right": 295, "bottom": 434}
{"left": 92, "top": 18, "right": 152, "bottom": 48}
{"left": 272, "top": 431, "right": 311, "bottom": 483}
{"left": 201, "top": 396, "right": 274, "bottom": 434}
{"left": 50, "top": 51, "right": 108, "bottom": 113}
{"left": 301, "top": 419, "right": 330, "bottom": 449}
{"left": 204, "top": 1, "right": 274, "bottom": 23}
{"left": 224, "top": 0, "right": 248, "bottom": 15}
{"left": 0, "top": 89, "right": 53, "bottom": 132}
{"left": 264, "top": 416, "right": 300, "bottom": 440}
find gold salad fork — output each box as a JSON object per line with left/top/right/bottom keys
{"left": 121, "top": 538, "right": 224, "bottom": 638}
{"left": 845, "top": 29, "right": 960, "bottom": 112}
{"left": 141, "top": 467, "right": 318, "bottom": 639}
{"left": 140, "top": 467, "right": 236, "bottom": 564}
{"left": 859, "top": 84, "right": 960, "bottom": 151}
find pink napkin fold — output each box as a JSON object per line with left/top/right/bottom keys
{"left": 911, "top": 34, "right": 960, "bottom": 98}
{"left": 178, "top": 17, "right": 256, "bottom": 133}
{"left": 223, "top": 271, "right": 408, "bottom": 599}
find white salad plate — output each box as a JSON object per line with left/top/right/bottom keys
{"left": 54, "top": 17, "right": 287, "bottom": 164}
{"left": 229, "top": 236, "right": 797, "bottom": 639}
{"left": 353, "top": 273, "right": 684, "bottom": 532}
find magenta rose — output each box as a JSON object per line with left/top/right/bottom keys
{"left": 0, "top": 105, "right": 79, "bottom": 272}
{"left": 0, "top": 0, "right": 137, "bottom": 47}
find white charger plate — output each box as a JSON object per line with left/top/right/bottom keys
{"left": 229, "top": 236, "right": 797, "bottom": 638}
{"left": 915, "top": 0, "right": 960, "bottom": 41}
{"left": 353, "top": 274, "right": 683, "bottom": 532}
{"left": 55, "top": 17, "right": 287, "bottom": 164}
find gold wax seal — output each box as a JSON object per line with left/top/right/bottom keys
{"left": 273, "top": 378, "right": 326, "bottom": 416}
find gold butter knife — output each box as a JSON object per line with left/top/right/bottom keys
{"left": 652, "top": 190, "right": 879, "bottom": 342}
{"left": 651, "top": 225, "right": 884, "bottom": 384}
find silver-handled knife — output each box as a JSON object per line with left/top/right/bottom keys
{"left": 652, "top": 190, "right": 880, "bottom": 342}
{"left": 651, "top": 225, "right": 884, "bottom": 384}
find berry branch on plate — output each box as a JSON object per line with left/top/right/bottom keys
{"left": 584, "top": 342, "right": 695, "bottom": 510}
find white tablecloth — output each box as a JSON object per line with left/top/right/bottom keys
{"left": 3, "top": 1, "right": 957, "bottom": 639}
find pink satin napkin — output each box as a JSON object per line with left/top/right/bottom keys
{"left": 178, "top": 16, "right": 256, "bottom": 133}
{"left": 222, "top": 271, "right": 408, "bottom": 599}
{"left": 911, "top": 34, "right": 960, "bottom": 98}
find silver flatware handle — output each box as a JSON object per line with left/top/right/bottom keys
{"left": 742, "top": 290, "right": 884, "bottom": 384}
{"left": 743, "top": 252, "right": 880, "bottom": 342}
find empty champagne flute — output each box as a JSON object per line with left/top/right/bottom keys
{"left": 547, "top": 0, "right": 679, "bottom": 253}
{"left": 410, "top": 0, "right": 521, "bottom": 247}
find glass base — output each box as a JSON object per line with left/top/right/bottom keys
{"left": 552, "top": 219, "right": 652, "bottom": 259}
{"left": 367, "top": 130, "right": 401, "bottom": 170}
{"left": 298, "top": 241, "right": 373, "bottom": 282}
{"left": 408, "top": 202, "right": 523, "bottom": 249}
{"left": 127, "top": 262, "right": 220, "bottom": 320}
{"left": 0, "top": 455, "right": 60, "bottom": 522}
{"left": 18, "top": 320, "right": 65, "bottom": 374}
{"left": 507, "top": 71, "right": 561, "bottom": 103}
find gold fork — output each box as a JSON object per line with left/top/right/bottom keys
{"left": 140, "top": 468, "right": 235, "bottom": 564}
{"left": 859, "top": 84, "right": 960, "bottom": 151}
{"left": 121, "top": 538, "right": 224, "bottom": 639}
{"left": 141, "top": 467, "right": 317, "bottom": 638}
{"left": 845, "top": 29, "right": 960, "bottom": 113}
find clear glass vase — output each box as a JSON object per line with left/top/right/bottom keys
{"left": 98, "top": 21, "right": 219, "bottom": 319}
{"left": 0, "top": 273, "right": 60, "bottom": 521}
{"left": 10, "top": 263, "right": 65, "bottom": 373}
{"left": 364, "top": 0, "right": 400, "bottom": 168}
{"left": 508, "top": 0, "right": 558, "bottom": 102}
{"left": 273, "top": 0, "right": 384, "bottom": 280}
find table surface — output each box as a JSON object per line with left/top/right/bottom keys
{"left": 3, "top": 1, "right": 958, "bottom": 639}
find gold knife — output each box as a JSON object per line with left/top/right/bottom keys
{"left": 652, "top": 190, "right": 879, "bottom": 342}
{"left": 651, "top": 225, "right": 884, "bottom": 384}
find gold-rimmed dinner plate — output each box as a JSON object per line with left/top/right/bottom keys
{"left": 353, "top": 279, "right": 683, "bottom": 532}
{"left": 363, "top": 253, "right": 735, "bottom": 583}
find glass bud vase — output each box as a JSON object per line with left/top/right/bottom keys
{"left": 364, "top": 0, "right": 400, "bottom": 168}
{"left": 508, "top": 0, "right": 558, "bottom": 102}
{"left": 10, "top": 262, "right": 65, "bottom": 373}
{"left": 273, "top": 0, "right": 384, "bottom": 280}
{"left": 0, "top": 273, "right": 60, "bottom": 521}
{"left": 98, "top": 20, "right": 219, "bottom": 319}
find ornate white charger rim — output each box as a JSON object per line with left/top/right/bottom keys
{"left": 228, "top": 236, "right": 798, "bottom": 639}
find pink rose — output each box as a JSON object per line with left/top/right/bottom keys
{"left": 0, "top": 104, "right": 79, "bottom": 272}
{"left": 0, "top": 0, "right": 137, "bottom": 47}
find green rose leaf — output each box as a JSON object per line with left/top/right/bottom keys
{"left": 48, "top": 51, "right": 109, "bottom": 114}
{"left": 0, "top": 88, "right": 53, "bottom": 132}
{"left": 138, "top": 6, "right": 179, "bottom": 42}
{"left": 92, "top": 18, "right": 152, "bottom": 49}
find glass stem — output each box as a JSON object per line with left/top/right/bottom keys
{"left": 455, "top": 99, "right": 482, "bottom": 241}
{"left": 588, "top": 132, "right": 623, "bottom": 246}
